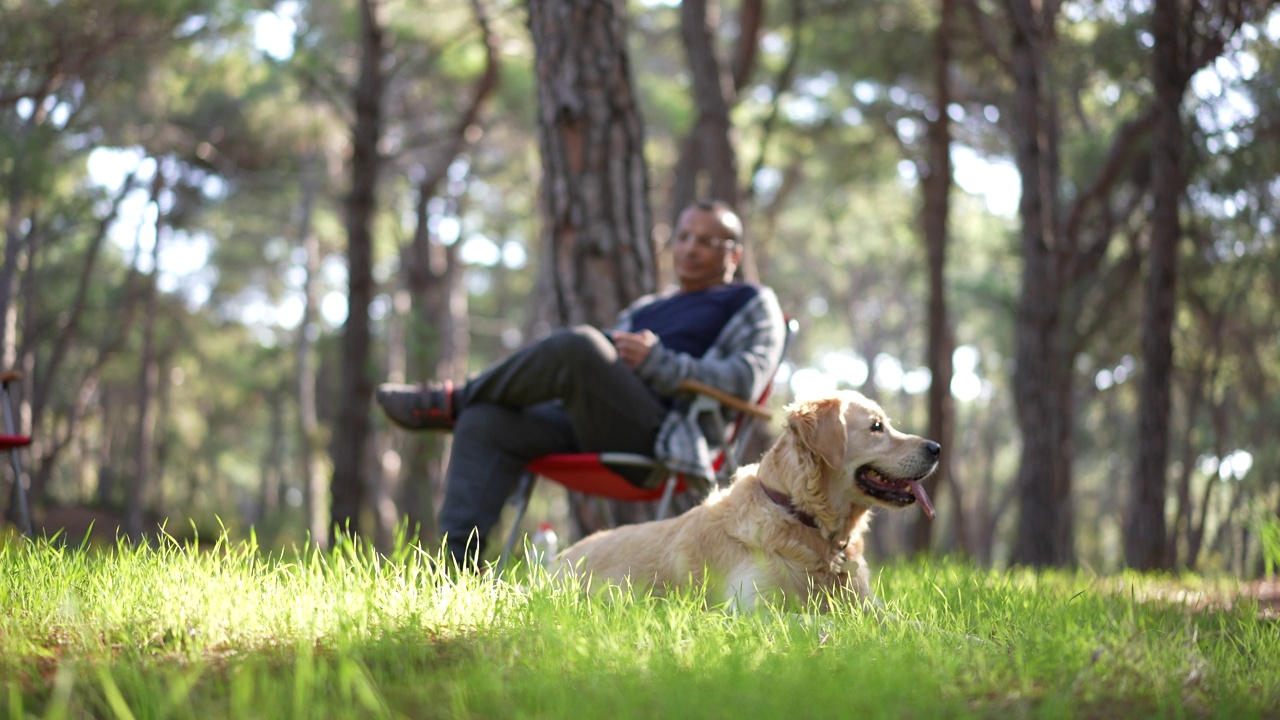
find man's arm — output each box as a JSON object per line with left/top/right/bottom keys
{"left": 612, "top": 329, "right": 658, "bottom": 368}
{"left": 631, "top": 286, "right": 786, "bottom": 403}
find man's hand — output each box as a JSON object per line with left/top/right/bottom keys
{"left": 612, "top": 330, "right": 658, "bottom": 368}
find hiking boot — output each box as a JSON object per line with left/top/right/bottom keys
{"left": 376, "top": 380, "right": 456, "bottom": 431}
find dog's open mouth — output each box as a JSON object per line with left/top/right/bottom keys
{"left": 855, "top": 466, "right": 937, "bottom": 520}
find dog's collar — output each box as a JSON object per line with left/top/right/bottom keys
{"left": 760, "top": 483, "right": 819, "bottom": 529}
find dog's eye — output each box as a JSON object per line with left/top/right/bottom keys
{"left": 870, "top": 420, "right": 883, "bottom": 433}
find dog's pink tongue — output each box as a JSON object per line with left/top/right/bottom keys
{"left": 907, "top": 480, "right": 936, "bottom": 520}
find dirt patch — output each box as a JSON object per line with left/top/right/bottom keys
{"left": 1121, "top": 576, "right": 1280, "bottom": 620}
{"left": 1239, "top": 578, "right": 1280, "bottom": 619}
{"left": 31, "top": 505, "right": 170, "bottom": 546}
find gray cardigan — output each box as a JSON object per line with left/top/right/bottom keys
{"left": 613, "top": 283, "right": 787, "bottom": 487}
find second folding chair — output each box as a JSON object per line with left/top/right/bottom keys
{"left": 1, "top": 371, "right": 33, "bottom": 537}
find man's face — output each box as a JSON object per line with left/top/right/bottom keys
{"left": 671, "top": 207, "right": 742, "bottom": 292}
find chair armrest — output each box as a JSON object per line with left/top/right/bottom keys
{"left": 677, "top": 379, "right": 771, "bottom": 421}
{"left": 594, "top": 452, "right": 662, "bottom": 468}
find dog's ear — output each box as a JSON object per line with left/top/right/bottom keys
{"left": 787, "top": 397, "right": 847, "bottom": 469}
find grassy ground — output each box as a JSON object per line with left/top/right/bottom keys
{"left": 2, "top": 530, "right": 1277, "bottom": 719}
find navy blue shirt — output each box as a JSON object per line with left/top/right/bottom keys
{"left": 627, "top": 283, "right": 759, "bottom": 358}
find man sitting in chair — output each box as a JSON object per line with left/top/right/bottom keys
{"left": 378, "top": 200, "right": 787, "bottom": 569}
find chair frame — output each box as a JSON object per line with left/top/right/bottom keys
{"left": 1, "top": 370, "right": 33, "bottom": 537}
{"left": 495, "top": 318, "right": 796, "bottom": 573}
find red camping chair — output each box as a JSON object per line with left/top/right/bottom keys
{"left": 495, "top": 318, "right": 797, "bottom": 573}
{"left": 1, "top": 370, "right": 33, "bottom": 537}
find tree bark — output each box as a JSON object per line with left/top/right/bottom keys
{"left": 127, "top": 169, "right": 166, "bottom": 543}
{"left": 1174, "top": 264, "right": 1243, "bottom": 568}
{"left": 1122, "top": 0, "right": 1261, "bottom": 571}
{"left": 1005, "top": 0, "right": 1075, "bottom": 567}
{"left": 528, "top": 0, "right": 655, "bottom": 535}
{"left": 909, "top": 0, "right": 959, "bottom": 556}
{"left": 152, "top": 343, "right": 175, "bottom": 520}
{"left": 1188, "top": 389, "right": 1231, "bottom": 568}
{"left": 396, "top": 0, "right": 497, "bottom": 547}
{"left": 1123, "top": 0, "right": 1263, "bottom": 570}
{"left": 25, "top": 176, "right": 143, "bottom": 507}
{"left": 1169, "top": 362, "right": 1207, "bottom": 568}
{"left": 400, "top": 193, "right": 470, "bottom": 545}
{"left": 331, "top": 0, "right": 385, "bottom": 541}
{"left": 529, "top": 0, "right": 655, "bottom": 328}
{"left": 671, "top": 0, "right": 743, "bottom": 218}
{"left": 1124, "top": 0, "right": 1187, "bottom": 571}
{"left": 294, "top": 155, "right": 328, "bottom": 548}
{"left": 33, "top": 172, "right": 136, "bottom": 418}
{"left": 258, "top": 384, "right": 286, "bottom": 524}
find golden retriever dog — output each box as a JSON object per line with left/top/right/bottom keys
{"left": 553, "top": 391, "right": 939, "bottom": 612}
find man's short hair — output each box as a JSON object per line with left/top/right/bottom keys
{"left": 689, "top": 199, "right": 744, "bottom": 244}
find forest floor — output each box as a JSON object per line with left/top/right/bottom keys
{"left": 1247, "top": 578, "right": 1280, "bottom": 617}
{"left": 1086, "top": 572, "right": 1279, "bottom": 620}
{"left": 1195, "top": 577, "right": 1280, "bottom": 619}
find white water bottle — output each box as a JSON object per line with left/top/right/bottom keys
{"left": 529, "top": 522, "right": 559, "bottom": 568}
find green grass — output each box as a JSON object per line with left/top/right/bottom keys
{"left": 2, "top": 530, "right": 1277, "bottom": 720}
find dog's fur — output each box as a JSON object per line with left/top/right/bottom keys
{"left": 554, "top": 391, "right": 940, "bottom": 612}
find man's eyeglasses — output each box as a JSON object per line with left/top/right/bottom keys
{"left": 671, "top": 231, "right": 738, "bottom": 251}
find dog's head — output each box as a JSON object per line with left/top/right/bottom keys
{"left": 784, "top": 391, "right": 939, "bottom": 518}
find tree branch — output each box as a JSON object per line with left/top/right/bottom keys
{"left": 411, "top": 0, "right": 499, "bottom": 205}
{"left": 730, "top": 0, "right": 764, "bottom": 95}
{"left": 1063, "top": 106, "right": 1158, "bottom": 248}
{"left": 743, "top": 0, "right": 804, "bottom": 207}
{"left": 33, "top": 172, "right": 139, "bottom": 415}
{"left": 958, "top": 0, "right": 1011, "bottom": 72}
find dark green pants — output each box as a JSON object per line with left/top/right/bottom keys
{"left": 438, "top": 325, "right": 666, "bottom": 566}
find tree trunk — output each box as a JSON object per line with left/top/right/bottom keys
{"left": 152, "top": 344, "right": 175, "bottom": 519}
{"left": 1006, "top": 0, "right": 1075, "bottom": 567}
{"left": 973, "top": 413, "right": 1005, "bottom": 565}
{"left": 22, "top": 174, "right": 139, "bottom": 508}
{"left": 1169, "top": 364, "right": 1206, "bottom": 568}
{"left": 33, "top": 172, "right": 136, "bottom": 421}
{"left": 1175, "top": 277, "right": 1236, "bottom": 568}
{"left": 909, "top": 0, "right": 958, "bottom": 556}
{"left": 671, "top": 0, "right": 742, "bottom": 216}
{"left": 127, "top": 170, "right": 166, "bottom": 543}
{"left": 294, "top": 156, "right": 328, "bottom": 548}
{"left": 94, "top": 388, "right": 118, "bottom": 507}
{"left": 528, "top": 0, "right": 655, "bottom": 327}
{"left": 1188, "top": 392, "right": 1231, "bottom": 569}
{"left": 400, "top": 193, "right": 469, "bottom": 546}
{"left": 1125, "top": 0, "right": 1189, "bottom": 572}
{"left": 331, "top": 0, "right": 385, "bottom": 541}
{"left": 529, "top": 0, "right": 655, "bottom": 536}
{"left": 258, "top": 385, "right": 286, "bottom": 524}
{"left": 1213, "top": 479, "right": 1247, "bottom": 574}
{"left": 397, "top": 0, "right": 495, "bottom": 548}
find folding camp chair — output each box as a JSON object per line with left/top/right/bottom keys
{"left": 1, "top": 370, "right": 33, "bottom": 537}
{"left": 495, "top": 318, "right": 797, "bottom": 574}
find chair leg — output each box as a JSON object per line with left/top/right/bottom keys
{"left": 2, "top": 381, "right": 31, "bottom": 538}
{"left": 724, "top": 420, "right": 761, "bottom": 481}
{"left": 496, "top": 470, "right": 537, "bottom": 575}
{"left": 595, "top": 496, "right": 617, "bottom": 528}
{"left": 655, "top": 475, "right": 678, "bottom": 520}
{"left": 6, "top": 450, "right": 29, "bottom": 537}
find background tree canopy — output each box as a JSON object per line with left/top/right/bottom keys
{"left": 1, "top": 0, "right": 1277, "bottom": 576}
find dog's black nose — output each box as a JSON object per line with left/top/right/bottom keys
{"left": 925, "top": 441, "right": 941, "bottom": 457}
